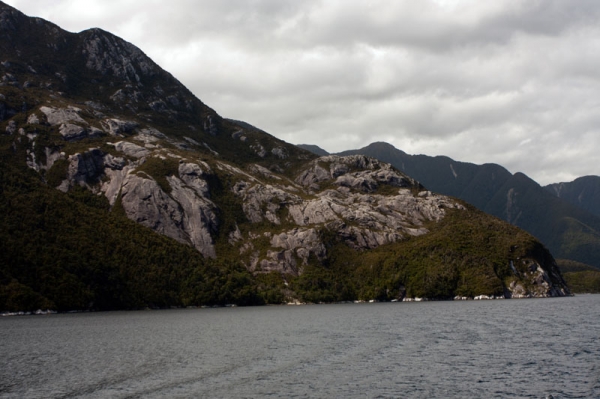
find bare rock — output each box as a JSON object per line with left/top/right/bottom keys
{"left": 26, "top": 113, "right": 39, "bottom": 125}
{"left": 251, "top": 143, "right": 267, "bottom": 158}
{"left": 62, "top": 148, "right": 106, "bottom": 189}
{"left": 40, "top": 106, "right": 86, "bottom": 126}
{"left": 270, "top": 228, "right": 326, "bottom": 267}
{"left": 103, "top": 154, "right": 126, "bottom": 170}
{"left": 167, "top": 175, "right": 218, "bottom": 258}
{"left": 119, "top": 174, "right": 186, "bottom": 241}
{"left": 259, "top": 250, "right": 298, "bottom": 274}
{"left": 271, "top": 147, "right": 288, "bottom": 159}
{"left": 178, "top": 162, "right": 211, "bottom": 198}
{"left": 5, "top": 119, "right": 16, "bottom": 134}
{"left": 101, "top": 165, "right": 134, "bottom": 206}
{"left": 134, "top": 127, "right": 166, "bottom": 143}
{"left": 203, "top": 115, "right": 218, "bottom": 136}
{"left": 102, "top": 118, "right": 139, "bottom": 136}
{"left": 59, "top": 123, "right": 87, "bottom": 140}
{"left": 114, "top": 141, "right": 149, "bottom": 158}
{"left": 233, "top": 181, "right": 301, "bottom": 224}
{"left": 82, "top": 29, "right": 158, "bottom": 82}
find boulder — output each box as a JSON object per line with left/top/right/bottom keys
{"left": 59, "top": 123, "right": 87, "bottom": 140}
{"left": 40, "top": 106, "right": 86, "bottom": 126}
{"left": 114, "top": 141, "right": 149, "bottom": 158}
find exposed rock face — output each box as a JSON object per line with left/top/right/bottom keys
{"left": 59, "top": 123, "right": 87, "bottom": 140}
{"left": 47, "top": 142, "right": 219, "bottom": 258}
{"left": 229, "top": 155, "right": 465, "bottom": 273}
{"left": 65, "top": 149, "right": 105, "bottom": 187}
{"left": 40, "top": 106, "right": 86, "bottom": 126}
{"left": 36, "top": 135, "right": 475, "bottom": 275}
{"left": 82, "top": 28, "right": 158, "bottom": 83}
{"left": 102, "top": 119, "right": 139, "bottom": 136}
{"left": 506, "top": 259, "right": 569, "bottom": 298}
{"left": 40, "top": 106, "right": 103, "bottom": 141}
{"left": 166, "top": 175, "right": 217, "bottom": 258}
{"left": 118, "top": 171, "right": 217, "bottom": 258}
{"left": 179, "top": 162, "right": 211, "bottom": 198}
{"left": 268, "top": 228, "right": 326, "bottom": 271}
{"left": 114, "top": 141, "right": 149, "bottom": 158}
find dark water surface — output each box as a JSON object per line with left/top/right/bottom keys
{"left": 1, "top": 295, "right": 599, "bottom": 398}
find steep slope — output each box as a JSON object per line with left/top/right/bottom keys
{"left": 0, "top": 2, "right": 569, "bottom": 311}
{"left": 545, "top": 176, "right": 600, "bottom": 218}
{"left": 337, "top": 142, "right": 600, "bottom": 269}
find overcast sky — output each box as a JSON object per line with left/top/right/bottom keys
{"left": 6, "top": 0, "right": 600, "bottom": 185}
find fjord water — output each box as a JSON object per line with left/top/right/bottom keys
{"left": 1, "top": 296, "right": 599, "bottom": 399}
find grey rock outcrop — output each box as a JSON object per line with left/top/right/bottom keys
{"left": 58, "top": 148, "right": 106, "bottom": 191}
{"left": 59, "top": 123, "right": 87, "bottom": 140}
{"left": 113, "top": 141, "right": 149, "bottom": 158}
{"left": 117, "top": 168, "right": 218, "bottom": 258}
{"left": 39, "top": 106, "right": 103, "bottom": 141}
{"left": 40, "top": 106, "right": 86, "bottom": 126}
{"left": 227, "top": 155, "right": 465, "bottom": 273}
{"left": 82, "top": 28, "right": 158, "bottom": 83}
{"left": 102, "top": 118, "right": 139, "bottom": 136}
{"left": 166, "top": 175, "right": 218, "bottom": 258}
{"left": 5, "top": 119, "right": 16, "bottom": 134}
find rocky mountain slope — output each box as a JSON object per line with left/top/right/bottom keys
{"left": 323, "top": 142, "right": 600, "bottom": 269}
{"left": 0, "top": 2, "right": 569, "bottom": 311}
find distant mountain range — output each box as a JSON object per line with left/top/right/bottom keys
{"left": 545, "top": 176, "right": 600, "bottom": 218}
{"left": 299, "top": 142, "right": 600, "bottom": 271}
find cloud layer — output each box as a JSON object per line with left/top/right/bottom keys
{"left": 6, "top": 0, "right": 600, "bottom": 184}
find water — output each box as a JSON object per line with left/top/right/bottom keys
{"left": 1, "top": 295, "right": 599, "bottom": 398}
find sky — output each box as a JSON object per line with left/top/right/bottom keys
{"left": 5, "top": 0, "right": 600, "bottom": 185}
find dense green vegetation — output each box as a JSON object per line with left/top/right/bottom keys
{"left": 557, "top": 259, "right": 600, "bottom": 293}
{"left": 0, "top": 154, "right": 282, "bottom": 311}
{"left": 563, "top": 271, "right": 600, "bottom": 294}
{"left": 289, "top": 204, "right": 554, "bottom": 302}
{"left": 556, "top": 259, "right": 600, "bottom": 273}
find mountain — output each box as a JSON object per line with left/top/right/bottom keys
{"left": 297, "top": 144, "right": 329, "bottom": 157}
{"left": 0, "top": 2, "right": 569, "bottom": 311}
{"left": 545, "top": 176, "right": 600, "bottom": 218}
{"left": 333, "top": 142, "right": 600, "bottom": 270}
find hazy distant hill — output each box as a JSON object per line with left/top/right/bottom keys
{"left": 545, "top": 176, "right": 600, "bottom": 218}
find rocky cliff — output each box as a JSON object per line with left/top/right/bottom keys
{"left": 0, "top": 2, "right": 569, "bottom": 310}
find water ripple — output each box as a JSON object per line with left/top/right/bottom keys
{"left": 1, "top": 296, "right": 599, "bottom": 398}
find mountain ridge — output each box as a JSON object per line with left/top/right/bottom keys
{"left": 0, "top": 1, "right": 570, "bottom": 311}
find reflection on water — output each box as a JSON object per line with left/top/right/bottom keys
{"left": 1, "top": 295, "right": 599, "bottom": 398}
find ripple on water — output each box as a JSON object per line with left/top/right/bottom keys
{"left": 0, "top": 296, "right": 599, "bottom": 398}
